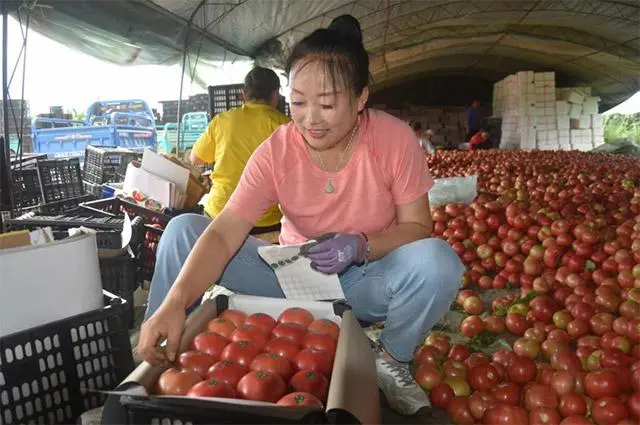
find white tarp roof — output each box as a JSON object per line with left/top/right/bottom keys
{"left": 10, "top": 0, "right": 640, "bottom": 109}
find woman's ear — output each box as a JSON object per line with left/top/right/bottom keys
{"left": 357, "top": 87, "right": 369, "bottom": 113}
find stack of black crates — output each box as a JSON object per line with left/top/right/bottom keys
{"left": 82, "top": 145, "right": 142, "bottom": 197}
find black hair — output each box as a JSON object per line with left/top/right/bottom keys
{"left": 411, "top": 121, "right": 423, "bottom": 132}
{"left": 285, "top": 14, "right": 369, "bottom": 97}
{"left": 243, "top": 66, "right": 281, "bottom": 102}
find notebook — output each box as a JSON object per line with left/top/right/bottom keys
{"left": 257, "top": 243, "right": 345, "bottom": 301}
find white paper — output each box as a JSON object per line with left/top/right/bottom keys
{"left": 0, "top": 233, "right": 103, "bottom": 337}
{"left": 123, "top": 163, "right": 172, "bottom": 207}
{"left": 257, "top": 244, "right": 345, "bottom": 301}
{"left": 141, "top": 149, "right": 189, "bottom": 193}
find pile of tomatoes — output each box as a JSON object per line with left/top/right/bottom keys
{"left": 156, "top": 307, "right": 340, "bottom": 408}
{"left": 414, "top": 150, "right": 640, "bottom": 425}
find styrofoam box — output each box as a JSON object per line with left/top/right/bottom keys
{"left": 579, "top": 115, "right": 592, "bottom": 129}
{"left": 545, "top": 107, "right": 556, "bottom": 116}
{"left": 557, "top": 117, "right": 570, "bottom": 130}
{"left": 556, "top": 101, "right": 570, "bottom": 115}
{"left": 566, "top": 91, "right": 585, "bottom": 105}
{"left": 592, "top": 114, "right": 604, "bottom": 127}
{"left": 570, "top": 104, "right": 582, "bottom": 118}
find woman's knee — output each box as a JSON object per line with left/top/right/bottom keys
{"left": 398, "top": 238, "right": 465, "bottom": 288}
{"left": 161, "top": 214, "right": 210, "bottom": 246}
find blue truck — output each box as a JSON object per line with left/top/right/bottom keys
{"left": 31, "top": 99, "right": 157, "bottom": 161}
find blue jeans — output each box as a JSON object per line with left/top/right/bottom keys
{"left": 144, "top": 214, "right": 465, "bottom": 362}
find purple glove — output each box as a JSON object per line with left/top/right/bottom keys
{"left": 303, "top": 233, "right": 366, "bottom": 275}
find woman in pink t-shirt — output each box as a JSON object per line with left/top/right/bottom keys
{"left": 138, "top": 15, "right": 464, "bottom": 414}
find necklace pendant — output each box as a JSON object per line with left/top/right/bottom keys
{"left": 325, "top": 180, "right": 335, "bottom": 194}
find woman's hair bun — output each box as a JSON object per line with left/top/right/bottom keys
{"left": 327, "top": 14, "right": 363, "bottom": 44}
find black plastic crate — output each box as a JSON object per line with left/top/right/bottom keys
{"left": 1, "top": 213, "right": 144, "bottom": 251}
{"left": 83, "top": 146, "right": 141, "bottom": 185}
{"left": 207, "top": 84, "right": 244, "bottom": 117}
{"left": 82, "top": 180, "right": 103, "bottom": 198}
{"left": 0, "top": 291, "right": 134, "bottom": 425}
{"left": 24, "top": 194, "right": 96, "bottom": 215}
{"left": 37, "top": 158, "right": 84, "bottom": 203}
{"left": 99, "top": 253, "right": 137, "bottom": 328}
{"left": 11, "top": 167, "right": 43, "bottom": 209}
{"left": 80, "top": 197, "right": 171, "bottom": 228}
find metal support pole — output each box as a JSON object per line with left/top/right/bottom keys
{"left": 1, "top": 4, "right": 13, "bottom": 210}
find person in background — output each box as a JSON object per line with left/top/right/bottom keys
{"left": 411, "top": 121, "right": 434, "bottom": 153}
{"left": 469, "top": 130, "right": 490, "bottom": 150}
{"left": 466, "top": 99, "right": 482, "bottom": 142}
{"left": 190, "top": 66, "right": 290, "bottom": 236}
{"left": 139, "top": 14, "right": 464, "bottom": 416}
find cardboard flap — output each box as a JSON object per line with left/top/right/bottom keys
{"left": 326, "top": 310, "right": 380, "bottom": 424}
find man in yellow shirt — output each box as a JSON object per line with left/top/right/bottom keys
{"left": 190, "top": 67, "right": 290, "bottom": 234}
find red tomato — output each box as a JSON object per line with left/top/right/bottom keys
{"left": 525, "top": 384, "right": 559, "bottom": 411}
{"left": 272, "top": 323, "right": 306, "bottom": 345}
{"left": 231, "top": 324, "right": 269, "bottom": 350}
{"left": 237, "top": 371, "right": 286, "bottom": 402}
{"left": 508, "top": 355, "right": 537, "bottom": 384}
{"left": 250, "top": 352, "right": 293, "bottom": 381}
{"left": 469, "top": 364, "right": 501, "bottom": 391}
{"left": 482, "top": 403, "right": 529, "bottom": 425}
{"left": 414, "top": 345, "right": 442, "bottom": 367}
{"left": 277, "top": 307, "right": 314, "bottom": 329}
{"left": 177, "top": 351, "right": 216, "bottom": 378}
{"left": 626, "top": 392, "right": 640, "bottom": 419}
{"left": 264, "top": 338, "right": 301, "bottom": 361}
{"left": 307, "top": 319, "right": 340, "bottom": 340}
{"left": 505, "top": 312, "right": 529, "bottom": 336}
{"left": 584, "top": 370, "right": 622, "bottom": 399}
{"left": 559, "top": 416, "right": 593, "bottom": 425}
{"left": 447, "top": 396, "right": 474, "bottom": 425}
{"left": 302, "top": 333, "right": 337, "bottom": 357}
{"left": 414, "top": 363, "right": 443, "bottom": 391}
{"left": 293, "top": 349, "right": 333, "bottom": 377}
{"left": 289, "top": 370, "right": 329, "bottom": 402}
{"left": 192, "top": 332, "right": 230, "bottom": 361}
{"left": 206, "top": 318, "right": 236, "bottom": 339}
{"left": 529, "top": 407, "right": 562, "bottom": 425}
{"left": 277, "top": 392, "right": 324, "bottom": 407}
{"left": 559, "top": 393, "right": 587, "bottom": 417}
{"left": 468, "top": 390, "right": 497, "bottom": 421}
{"left": 220, "top": 309, "right": 247, "bottom": 328}
{"left": 448, "top": 344, "right": 472, "bottom": 362}
{"left": 156, "top": 368, "right": 202, "bottom": 396}
{"left": 186, "top": 379, "right": 236, "bottom": 398}
{"left": 430, "top": 382, "right": 455, "bottom": 409}
{"left": 244, "top": 312, "right": 277, "bottom": 334}
{"left": 207, "top": 360, "right": 248, "bottom": 388}
{"left": 492, "top": 382, "right": 522, "bottom": 405}
{"left": 220, "top": 340, "right": 261, "bottom": 366}
{"left": 591, "top": 396, "right": 627, "bottom": 425}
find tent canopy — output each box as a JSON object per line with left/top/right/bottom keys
{"left": 11, "top": 0, "right": 640, "bottom": 110}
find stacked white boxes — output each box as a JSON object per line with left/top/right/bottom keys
{"left": 397, "top": 106, "right": 468, "bottom": 147}
{"left": 493, "top": 73, "right": 605, "bottom": 150}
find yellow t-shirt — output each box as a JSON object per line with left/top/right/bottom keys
{"left": 192, "top": 102, "right": 290, "bottom": 227}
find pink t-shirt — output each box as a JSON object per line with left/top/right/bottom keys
{"left": 226, "top": 109, "right": 435, "bottom": 245}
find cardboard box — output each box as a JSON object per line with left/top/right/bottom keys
{"left": 102, "top": 295, "right": 380, "bottom": 424}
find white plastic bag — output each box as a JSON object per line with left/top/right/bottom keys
{"left": 428, "top": 175, "right": 478, "bottom": 206}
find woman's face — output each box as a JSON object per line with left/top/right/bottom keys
{"left": 289, "top": 60, "right": 368, "bottom": 151}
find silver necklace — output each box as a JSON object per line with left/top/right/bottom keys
{"left": 312, "top": 125, "right": 358, "bottom": 194}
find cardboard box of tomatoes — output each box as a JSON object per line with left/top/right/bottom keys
{"left": 101, "top": 294, "right": 380, "bottom": 424}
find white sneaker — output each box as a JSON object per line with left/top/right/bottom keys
{"left": 373, "top": 343, "right": 430, "bottom": 415}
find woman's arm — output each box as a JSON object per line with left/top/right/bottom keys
{"left": 366, "top": 193, "right": 433, "bottom": 261}
{"left": 166, "top": 208, "right": 253, "bottom": 309}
